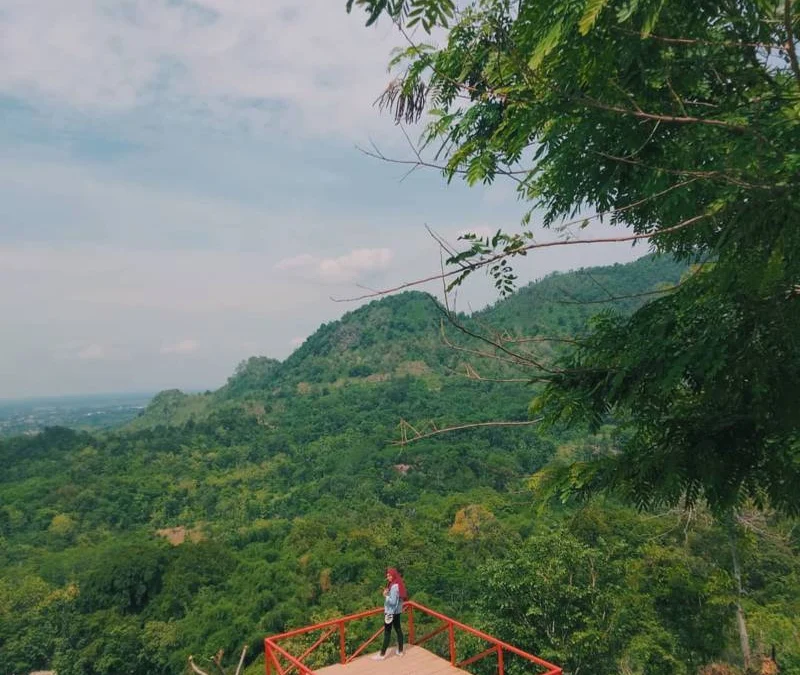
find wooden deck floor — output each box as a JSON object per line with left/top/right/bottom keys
{"left": 315, "top": 646, "right": 472, "bottom": 675}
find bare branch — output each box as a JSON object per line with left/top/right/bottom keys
{"left": 468, "top": 314, "right": 586, "bottom": 347}
{"left": 425, "top": 224, "right": 470, "bottom": 270}
{"left": 436, "top": 284, "right": 563, "bottom": 372}
{"left": 393, "top": 418, "right": 543, "bottom": 445}
{"left": 580, "top": 96, "right": 757, "bottom": 135}
{"left": 500, "top": 335, "right": 585, "bottom": 345}
{"left": 553, "top": 285, "right": 676, "bottom": 305}
{"left": 213, "top": 649, "right": 228, "bottom": 675}
{"left": 189, "top": 656, "right": 212, "bottom": 675}
{"left": 190, "top": 646, "right": 248, "bottom": 675}
{"left": 735, "top": 508, "right": 795, "bottom": 549}
{"left": 356, "top": 141, "right": 528, "bottom": 184}
{"left": 450, "top": 363, "right": 534, "bottom": 383}
{"left": 332, "top": 211, "right": 712, "bottom": 303}
{"left": 619, "top": 29, "right": 783, "bottom": 50}
{"left": 785, "top": 0, "right": 800, "bottom": 85}
{"left": 666, "top": 77, "right": 688, "bottom": 116}
{"left": 234, "top": 646, "right": 248, "bottom": 675}
{"left": 439, "top": 321, "right": 554, "bottom": 370}
{"left": 552, "top": 261, "right": 709, "bottom": 306}
{"left": 594, "top": 152, "right": 774, "bottom": 189}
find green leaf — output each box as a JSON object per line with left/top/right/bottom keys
{"left": 640, "top": 0, "right": 665, "bottom": 36}
{"left": 616, "top": 0, "right": 640, "bottom": 23}
{"left": 578, "top": 0, "right": 611, "bottom": 35}
{"left": 528, "top": 22, "right": 564, "bottom": 70}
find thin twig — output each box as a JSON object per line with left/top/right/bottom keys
{"left": 580, "top": 96, "right": 757, "bottom": 136}
{"left": 439, "top": 321, "right": 552, "bottom": 369}
{"left": 332, "top": 211, "right": 711, "bottom": 302}
{"left": 619, "top": 29, "right": 783, "bottom": 50}
{"left": 212, "top": 650, "right": 228, "bottom": 675}
{"left": 189, "top": 657, "right": 212, "bottom": 675}
{"left": 357, "top": 142, "right": 527, "bottom": 184}
{"left": 553, "top": 285, "right": 676, "bottom": 305}
{"left": 785, "top": 0, "right": 800, "bottom": 85}
{"left": 555, "top": 260, "right": 708, "bottom": 306}
{"left": 234, "top": 646, "right": 248, "bottom": 675}
{"left": 595, "top": 152, "right": 774, "bottom": 189}
{"left": 500, "top": 335, "right": 585, "bottom": 345}
{"left": 435, "top": 255, "right": 558, "bottom": 372}
{"left": 437, "top": 299, "right": 562, "bottom": 372}
{"left": 392, "top": 418, "right": 543, "bottom": 445}
{"left": 448, "top": 363, "right": 534, "bottom": 382}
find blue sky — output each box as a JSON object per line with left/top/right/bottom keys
{"left": 0, "top": 0, "right": 643, "bottom": 398}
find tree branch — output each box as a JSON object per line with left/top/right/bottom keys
{"left": 550, "top": 262, "right": 709, "bottom": 306}
{"left": 357, "top": 140, "right": 528, "bottom": 184}
{"left": 394, "top": 418, "right": 543, "bottom": 445}
{"left": 235, "top": 646, "right": 248, "bottom": 675}
{"left": 594, "top": 152, "right": 774, "bottom": 189}
{"left": 580, "top": 96, "right": 755, "bottom": 135}
{"left": 619, "top": 29, "right": 783, "bottom": 50}
{"left": 189, "top": 657, "right": 212, "bottom": 675}
{"left": 785, "top": 0, "right": 800, "bottom": 85}
{"left": 435, "top": 282, "right": 563, "bottom": 372}
{"left": 332, "top": 211, "right": 712, "bottom": 303}
{"left": 448, "top": 363, "right": 534, "bottom": 382}
{"left": 438, "top": 320, "right": 556, "bottom": 371}
{"left": 500, "top": 335, "right": 585, "bottom": 345}
{"left": 190, "top": 646, "right": 248, "bottom": 675}
{"left": 213, "top": 649, "right": 228, "bottom": 675}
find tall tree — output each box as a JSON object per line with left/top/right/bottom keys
{"left": 347, "top": 0, "right": 800, "bottom": 515}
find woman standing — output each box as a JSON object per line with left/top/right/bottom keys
{"left": 371, "top": 568, "right": 407, "bottom": 660}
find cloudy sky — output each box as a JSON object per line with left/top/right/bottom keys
{"left": 0, "top": 0, "right": 644, "bottom": 399}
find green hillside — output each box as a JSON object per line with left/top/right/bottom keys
{"left": 1, "top": 254, "right": 797, "bottom": 675}
{"left": 128, "top": 254, "right": 687, "bottom": 430}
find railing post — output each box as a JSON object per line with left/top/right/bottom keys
{"left": 265, "top": 640, "right": 271, "bottom": 675}
{"left": 408, "top": 606, "right": 415, "bottom": 645}
{"left": 497, "top": 645, "right": 504, "bottom": 675}
{"left": 449, "top": 621, "right": 456, "bottom": 666}
{"left": 339, "top": 621, "right": 346, "bottom": 664}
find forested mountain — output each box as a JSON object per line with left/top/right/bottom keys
{"left": 127, "top": 254, "right": 686, "bottom": 430}
{"left": 1, "top": 255, "right": 797, "bottom": 675}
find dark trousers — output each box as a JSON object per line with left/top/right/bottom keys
{"left": 381, "top": 613, "right": 404, "bottom": 655}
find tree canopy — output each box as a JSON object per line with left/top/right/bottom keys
{"left": 348, "top": 0, "right": 800, "bottom": 514}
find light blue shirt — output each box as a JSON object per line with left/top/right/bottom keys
{"left": 384, "top": 583, "right": 402, "bottom": 615}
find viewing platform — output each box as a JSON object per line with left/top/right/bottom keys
{"left": 265, "top": 601, "right": 561, "bottom": 675}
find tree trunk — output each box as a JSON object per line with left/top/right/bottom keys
{"left": 727, "top": 515, "right": 751, "bottom": 671}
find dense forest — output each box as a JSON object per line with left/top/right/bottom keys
{"left": 2, "top": 255, "right": 798, "bottom": 675}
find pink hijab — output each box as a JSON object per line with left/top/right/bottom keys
{"left": 386, "top": 568, "right": 408, "bottom": 600}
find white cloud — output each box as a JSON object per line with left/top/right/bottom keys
{"left": 0, "top": 0, "right": 407, "bottom": 139}
{"left": 160, "top": 339, "right": 200, "bottom": 355}
{"left": 275, "top": 247, "right": 394, "bottom": 283}
{"left": 55, "top": 342, "right": 131, "bottom": 361}
{"left": 275, "top": 254, "right": 317, "bottom": 272}
{"left": 319, "top": 248, "right": 393, "bottom": 282}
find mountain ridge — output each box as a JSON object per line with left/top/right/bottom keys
{"left": 126, "top": 253, "right": 686, "bottom": 431}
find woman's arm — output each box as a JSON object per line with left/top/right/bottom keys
{"left": 387, "top": 583, "right": 400, "bottom": 610}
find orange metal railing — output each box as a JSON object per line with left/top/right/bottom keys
{"left": 264, "top": 600, "right": 562, "bottom": 675}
